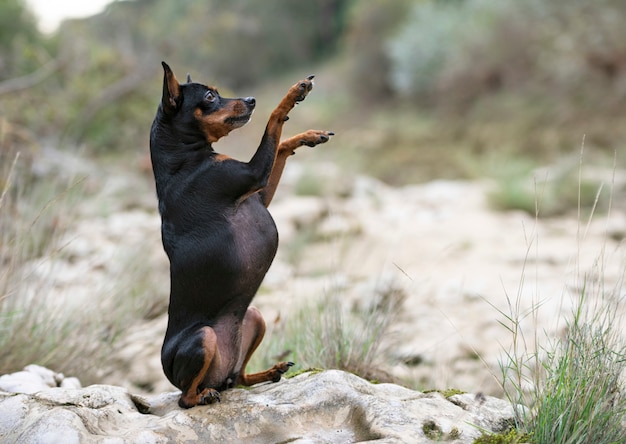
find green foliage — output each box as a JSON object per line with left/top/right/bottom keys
{"left": 73, "top": 0, "right": 349, "bottom": 89}
{"left": 3, "top": 0, "right": 626, "bottom": 191}
{"left": 0, "top": 151, "right": 94, "bottom": 378}
{"left": 388, "top": 0, "right": 626, "bottom": 109}
{"left": 343, "top": 0, "right": 413, "bottom": 100}
{"left": 496, "top": 210, "right": 626, "bottom": 443}
{"left": 486, "top": 155, "right": 610, "bottom": 217}
{"left": 358, "top": 0, "right": 626, "bottom": 188}
{"left": 0, "top": 142, "right": 168, "bottom": 383}
{"left": 249, "top": 282, "right": 405, "bottom": 382}
{"left": 388, "top": 0, "right": 464, "bottom": 101}
{"left": 473, "top": 429, "right": 532, "bottom": 444}
{"left": 0, "top": 0, "right": 41, "bottom": 78}
{"left": 424, "top": 388, "right": 466, "bottom": 398}
{"left": 1, "top": 0, "right": 350, "bottom": 152}
{"left": 284, "top": 367, "right": 324, "bottom": 379}
{"left": 529, "top": 297, "right": 626, "bottom": 443}
{"left": 0, "top": 0, "right": 38, "bottom": 46}
{"left": 422, "top": 420, "right": 461, "bottom": 441}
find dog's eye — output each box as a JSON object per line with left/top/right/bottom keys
{"left": 204, "top": 91, "right": 217, "bottom": 102}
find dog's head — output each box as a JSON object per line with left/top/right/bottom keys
{"left": 159, "top": 61, "right": 255, "bottom": 144}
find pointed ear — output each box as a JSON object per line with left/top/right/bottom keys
{"left": 161, "top": 61, "right": 181, "bottom": 112}
{"left": 186, "top": 73, "right": 192, "bottom": 83}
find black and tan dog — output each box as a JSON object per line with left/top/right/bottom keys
{"left": 149, "top": 62, "right": 333, "bottom": 408}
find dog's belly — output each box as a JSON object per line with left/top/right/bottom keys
{"left": 229, "top": 197, "right": 279, "bottom": 293}
{"left": 166, "top": 195, "right": 278, "bottom": 321}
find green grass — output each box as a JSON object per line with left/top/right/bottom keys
{"left": 424, "top": 388, "right": 466, "bottom": 398}
{"left": 486, "top": 157, "right": 609, "bottom": 218}
{"left": 0, "top": 148, "right": 169, "bottom": 385}
{"left": 495, "top": 154, "right": 626, "bottom": 443}
{"left": 496, "top": 284, "right": 626, "bottom": 443}
{"left": 0, "top": 150, "right": 97, "bottom": 378}
{"left": 249, "top": 280, "right": 405, "bottom": 383}
{"left": 496, "top": 290, "right": 626, "bottom": 443}
{"left": 473, "top": 429, "right": 532, "bottom": 444}
{"left": 529, "top": 291, "right": 626, "bottom": 443}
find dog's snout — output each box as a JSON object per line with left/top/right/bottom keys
{"left": 244, "top": 97, "right": 256, "bottom": 107}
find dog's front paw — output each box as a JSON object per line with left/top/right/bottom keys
{"left": 289, "top": 75, "right": 314, "bottom": 104}
{"left": 299, "top": 130, "right": 334, "bottom": 147}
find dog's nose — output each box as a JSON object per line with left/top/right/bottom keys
{"left": 244, "top": 97, "right": 256, "bottom": 107}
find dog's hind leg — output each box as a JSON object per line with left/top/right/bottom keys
{"left": 174, "top": 327, "right": 223, "bottom": 408}
{"left": 261, "top": 129, "right": 334, "bottom": 206}
{"left": 235, "top": 306, "right": 294, "bottom": 386}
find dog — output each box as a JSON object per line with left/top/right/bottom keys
{"left": 149, "top": 62, "right": 333, "bottom": 408}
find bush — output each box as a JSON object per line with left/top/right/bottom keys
{"left": 342, "top": 0, "right": 413, "bottom": 100}
{"left": 388, "top": 0, "right": 626, "bottom": 109}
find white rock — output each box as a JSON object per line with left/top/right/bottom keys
{"left": 60, "top": 377, "right": 82, "bottom": 390}
{"left": 0, "top": 365, "right": 82, "bottom": 395}
{"left": 0, "top": 371, "right": 46, "bottom": 395}
{"left": 0, "top": 369, "right": 519, "bottom": 443}
{"left": 23, "top": 364, "right": 58, "bottom": 388}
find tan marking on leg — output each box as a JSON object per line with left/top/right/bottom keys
{"left": 178, "top": 327, "right": 221, "bottom": 408}
{"left": 236, "top": 307, "right": 294, "bottom": 386}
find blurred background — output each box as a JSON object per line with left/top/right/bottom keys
{"left": 1, "top": 0, "right": 625, "bottom": 395}
{"left": 3, "top": 0, "right": 625, "bottom": 185}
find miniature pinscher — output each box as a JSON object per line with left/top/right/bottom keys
{"left": 150, "top": 62, "right": 333, "bottom": 408}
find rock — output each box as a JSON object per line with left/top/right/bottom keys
{"left": 0, "top": 365, "right": 81, "bottom": 395}
{"left": 0, "top": 371, "right": 46, "bottom": 395}
{"left": 59, "top": 378, "right": 82, "bottom": 390}
{"left": 24, "top": 365, "right": 57, "bottom": 388}
{"left": 0, "top": 368, "right": 519, "bottom": 443}
{"left": 16, "top": 159, "right": 626, "bottom": 402}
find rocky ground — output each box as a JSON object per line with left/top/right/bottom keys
{"left": 0, "top": 366, "right": 521, "bottom": 443}
{"left": 2, "top": 147, "right": 625, "bottom": 442}
{"left": 14, "top": 148, "right": 626, "bottom": 399}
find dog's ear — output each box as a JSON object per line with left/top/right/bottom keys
{"left": 161, "top": 61, "right": 181, "bottom": 113}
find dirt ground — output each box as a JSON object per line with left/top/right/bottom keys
{"left": 33, "top": 150, "right": 626, "bottom": 397}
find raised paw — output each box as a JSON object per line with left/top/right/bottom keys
{"left": 289, "top": 75, "right": 315, "bottom": 104}
{"left": 300, "top": 130, "right": 334, "bottom": 147}
{"left": 271, "top": 361, "right": 295, "bottom": 382}
{"left": 278, "top": 130, "right": 334, "bottom": 156}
